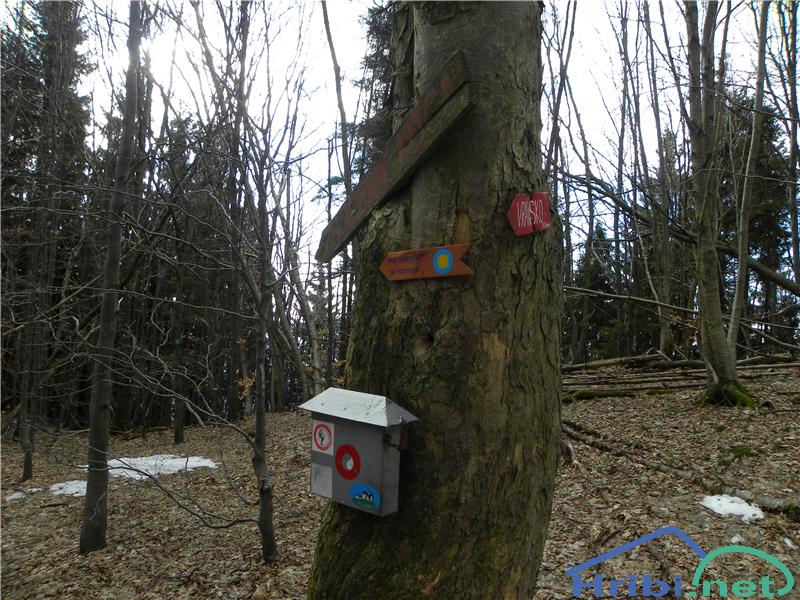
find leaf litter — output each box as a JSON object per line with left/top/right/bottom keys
{"left": 2, "top": 370, "right": 798, "bottom": 599}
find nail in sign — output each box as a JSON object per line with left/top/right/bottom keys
{"left": 507, "top": 192, "right": 551, "bottom": 236}
{"left": 379, "top": 244, "right": 472, "bottom": 281}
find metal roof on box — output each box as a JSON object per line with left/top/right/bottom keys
{"left": 299, "top": 387, "right": 418, "bottom": 427}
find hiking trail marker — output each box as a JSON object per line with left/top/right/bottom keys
{"left": 507, "top": 192, "right": 551, "bottom": 237}
{"left": 312, "top": 420, "right": 334, "bottom": 455}
{"left": 316, "top": 52, "right": 471, "bottom": 262}
{"left": 379, "top": 243, "right": 472, "bottom": 281}
{"left": 300, "top": 388, "right": 418, "bottom": 517}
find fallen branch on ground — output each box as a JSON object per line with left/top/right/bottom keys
{"left": 561, "top": 421, "right": 800, "bottom": 522}
{"left": 562, "top": 354, "right": 662, "bottom": 372}
{"left": 562, "top": 388, "right": 638, "bottom": 403}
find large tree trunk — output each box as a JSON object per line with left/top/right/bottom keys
{"left": 308, "top": 3, "right": 561, "bottom": 598}
{"left": 80, "top": 1, "right": 141, "bottom": 554}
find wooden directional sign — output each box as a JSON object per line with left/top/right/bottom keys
{"left": 316, "top": 52, "right": 471, "bottom": 262}
{"left": 379, "top": 244, "right": 472, "bottom": 281}
{"left": 507, "top": 192, "right": 551, "bottom": 237}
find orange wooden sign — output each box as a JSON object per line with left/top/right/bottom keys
{"left": 379, "top": 244, "right": 472, "bottom": 281}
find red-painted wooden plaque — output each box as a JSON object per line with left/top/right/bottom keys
{"left": 316, "top": 52, "right": 471, "bottom": 262}
{"left": 379, "top": 244, "right": 473, "bottom": 281}
{"left": 507, "top": 192, "right": 551, "bottom": 236}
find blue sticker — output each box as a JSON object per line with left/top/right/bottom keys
{"left": 349, "top": 483, "right": 381, "bottom": 511}
{"left": 432, "top": 248, "right": 453, "bottom": 275}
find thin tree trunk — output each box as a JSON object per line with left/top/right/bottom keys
{"left": 613, "top": 2, "right": 628, "bottom": 357}
{"left": 80, "top": 1, "right": 141, "bottom": 554}
{"left": 727, "top": 1, "right": 770, "bottom": 354}
{"left": 226, "top": 1, "right": 250, "bottom": 424}
{"left": 563, "top": 145, "right": 579, "bottom": 361}
{"left": 254, "top": 157, "right": 278, "bottom": 563}
{"left": 277, "top": 174, "right": 324, "bottom": 396}
{"left": 543, "top": 1, "right": 576, "bottom": 181}
{"left": 571, "top": 85, "right": 594, "bottom": 363}
{"left": 685, "top": 1, "right": 753, "bottom": 406}
{"left": 325, "top": 139, "right": 335, "bottom": 386}
{"left": 321, "top": 1, "right": 358, "bottom": 268}
{"left": 643, "top": 1, "right": 675, "bottom": 357}
{"left": 18, "top": 323, "right": 34, "bottom": 481}
{"left": 780, "top": 3, "right": 800, "bottom": 282}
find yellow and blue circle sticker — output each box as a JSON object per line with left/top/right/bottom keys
{"left": 432, "top": 248, "right": 454, "bottom": 275}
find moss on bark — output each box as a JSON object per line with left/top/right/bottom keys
{"left": 698, "top": 379, "right": 757, "bottom": 407}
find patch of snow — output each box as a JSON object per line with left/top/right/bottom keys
{"left": 785, "top": 538, "right": 798, "bottom": 550}
{"left": 105, "top": 455, "right": 217, "bottom": 480}
{"left": 50, "top": 480, "right": 87, "bottom": 497}
{"left": 730, "top": 534, "right": 745, "bottom": 544}
{"left": 26, "top": 487, "right": 43, "bottom": 493}
{"left": 43, "top": 455, "right": 216, "bottom": 500}
{"left": 700, "top": 494, "right": 764, "bottom": 523}
{"left": 5, "top": 491, "right": 25, "bottom": 501}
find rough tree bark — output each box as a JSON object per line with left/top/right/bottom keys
{"left": 80, "top": 1, "right": 141, "bottom": 553}
{"left": 308, "top": 3, "right": 561, "bottom": 597}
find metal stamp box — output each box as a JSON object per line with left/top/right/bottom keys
{"left": 299, "top": 388, "right": 418, "bottom": 516}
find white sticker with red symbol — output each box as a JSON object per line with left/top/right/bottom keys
{"left": 312, "top": 420, "right": 334, "bottom": 455}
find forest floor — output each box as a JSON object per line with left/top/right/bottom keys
{"left": 2, "top": 367, "right": 799, "bottom": 599}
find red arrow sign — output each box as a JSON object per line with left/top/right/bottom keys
{"left": 379, "top": 244, "right": 473, "bottom": 281}
{"left": 507, "top": 192, "right": 551, "bottom": 236}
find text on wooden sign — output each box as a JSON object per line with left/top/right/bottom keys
{"left": 379, "top": 244, "right": 472, "bottom": 281}
{"left": 507, "top": 192, "right": 551, "bottom": 237}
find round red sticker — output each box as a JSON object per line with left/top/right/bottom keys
{"left": 313, "top": 423, "right": 333, "bottom": 452}
{"left": 335, "top": 444, "right": 361, "bottom": 480}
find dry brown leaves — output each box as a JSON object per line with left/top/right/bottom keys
{"left": 2, "top": 412, "right": 325, "bottom": 599}
{"left": 2, "top": 369, "right": 798, "bottom": 599}
{"left": 536, "top": 367, "right": 800, "bottom": 599}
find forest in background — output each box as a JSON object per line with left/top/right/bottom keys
{"left": 1, "top": 2, "right": 799, "bottom": 596}
{"left": 1, "top": 0, "right": 799, "bottom": 547}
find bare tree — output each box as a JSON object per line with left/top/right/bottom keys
{"left": 766, "top": 1, "right": 799, "bottom": 283}
{"left": 727, "top": 1, "right": 771, "bottom": 352}
{"left": 685, "top": 1, "right": 753, "bottom": 406}
{"left": 80, "top": 0, "right": 142, "bottom": 554}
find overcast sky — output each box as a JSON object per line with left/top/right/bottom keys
{"left": 72, "top": 1, "right": 768, "bottom": 260}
